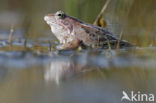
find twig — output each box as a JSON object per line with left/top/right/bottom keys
{"left": 93, "top": 0, "right": 111, "bottom": 25}
{"left": 24, "top": 39, "right": 27, "bottom": 48}
{"left": 9, "top": 24, "right": 14, "bottom": 46}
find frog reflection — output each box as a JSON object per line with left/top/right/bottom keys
{"left": 44, "top": 57, "right": 86, "bottom": 84}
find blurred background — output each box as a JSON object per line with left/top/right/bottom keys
{"left": 0, "top": 0, "right": 156, "bottom": 46}
{"left": 0, "top": 1, "right": 156, "bottom": 103}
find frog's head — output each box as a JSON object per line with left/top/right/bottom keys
{"left": 44, "top": 11, "right": 66, "bottom": 25}
{"left": 44, "top": 11, "right": 76, "bottom": 35}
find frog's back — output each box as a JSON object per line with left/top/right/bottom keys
{"left": 78, "top": 22, "right": 133, "bottom": 49}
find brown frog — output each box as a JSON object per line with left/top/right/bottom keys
{"left": 44, "top": 11, "right": 132, "bottom": 50}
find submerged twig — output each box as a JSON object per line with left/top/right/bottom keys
{"left": 48, "top": 41, "right": 52, "bottom": 52}
{"left": 9, "top": 24, "right": 14, "bottom": 46}
{"left": 93, "top": 0, "right": 111, "bottom": 25}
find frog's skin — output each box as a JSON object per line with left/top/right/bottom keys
{"left": 44, "top": 11, "right": 132, "bottom": 50}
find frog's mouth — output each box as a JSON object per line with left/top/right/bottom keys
{"left": 44, "top": 16, "right": 54, "bottom": 25}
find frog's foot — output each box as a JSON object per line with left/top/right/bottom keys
{"left": 57, "top": 39, "right": 80, "bottom": 50}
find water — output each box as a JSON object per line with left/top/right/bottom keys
{"left": 0, "top": 40, "right": 156, "bottom": 103}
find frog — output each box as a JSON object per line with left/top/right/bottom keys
{"left": 44, "top": 11, "right": 132, "bottom": 50}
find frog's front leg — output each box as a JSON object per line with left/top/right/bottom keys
{"left": 58, "top": 38, "right": 80, "bottom": 50}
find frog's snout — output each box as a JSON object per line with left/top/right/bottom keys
{"left": 44, "top": 16, "right": 49, "bottom": 21}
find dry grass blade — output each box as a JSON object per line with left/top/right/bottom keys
{"left": 106, "top": 36, "right": 111, "bottom": 50}
{"left": 97, "top": 35, "right": 100, "bottom": 48}
{"left": 93, "top": 0, "right": 111, "bottom": 25}
{"left": 116, "top": 31, "right": 123, "bottom": 51}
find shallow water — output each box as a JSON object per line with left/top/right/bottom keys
{"left": 0, "top": 39, "right": 156, "bottom": 103}
{"left": 0, "top": 0, "right": 156, "bottom": 102}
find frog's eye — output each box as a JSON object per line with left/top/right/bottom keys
{"left": 56, "top": 11, "right": 65, "bottom": 19}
